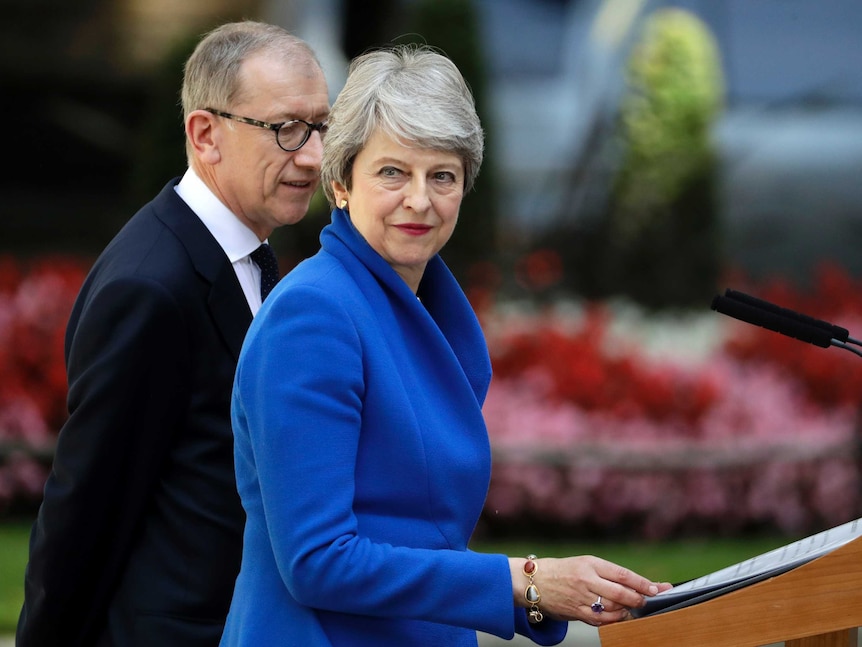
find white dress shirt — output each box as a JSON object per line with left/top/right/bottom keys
{"left": 174, "top": 168, "right": 267, "bottom": 315}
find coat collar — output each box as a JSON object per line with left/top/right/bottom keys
{"left": 320, "top": 207, "right": 492, "bottom": 403}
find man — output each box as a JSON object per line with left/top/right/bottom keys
{"left": 17, "top": 20, "right": 329, "bottom": 647}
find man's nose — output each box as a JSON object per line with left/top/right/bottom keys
{"left": 294, "top": 129, "right": 324, "bottom": 170}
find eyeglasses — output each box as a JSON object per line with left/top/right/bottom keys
{"left": 204, "top": 108, "right": 328, "bottom": 152}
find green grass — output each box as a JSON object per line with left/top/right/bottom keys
{"left": 0, "top": 518, "right": 791, "bottom": 635}
{"left": 0, "top": 519, "right": 32, "bottom": 635}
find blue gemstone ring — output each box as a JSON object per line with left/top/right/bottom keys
{"left": 591, "top": 596, "right": 605, "bottom": 613}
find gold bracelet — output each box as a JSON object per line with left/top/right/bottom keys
{"left": 523, "top": 554, "right": 543, "bottom": 623}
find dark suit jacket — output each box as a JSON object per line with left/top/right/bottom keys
{"left": 17, "top": 178, "right": 252, "bottom": 647}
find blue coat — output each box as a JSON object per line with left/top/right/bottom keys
{"left": 221, "top": 209, "right": 566, "bottom": 646}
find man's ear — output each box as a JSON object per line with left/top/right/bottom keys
{"left": 186, "top": 110, "right": 221, "bottom": 164}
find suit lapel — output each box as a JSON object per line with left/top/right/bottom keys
{"left": 207, "top": 263, "right": 253, "bottom": 361}
{"left": 154, "top": 179, "right": 253, "bottom": 361}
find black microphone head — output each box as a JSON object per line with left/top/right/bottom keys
{"left": 712, "top": 294, "right": 833, "bottom": 348}
{"left": 723, "top": 288, "right": 850, "bottom": 342}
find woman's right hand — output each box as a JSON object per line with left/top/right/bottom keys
{"left": 509, "top": 555, "right": 672, "bottom": 626}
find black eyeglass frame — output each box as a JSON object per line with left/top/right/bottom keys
{"left": 204, "top": 108, "right": 327, "bottom": 152}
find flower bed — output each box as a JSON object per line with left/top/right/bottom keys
{"left": 480, "top": 265, "right": 862, "bottom": 539}
{"left": 0, "top": 255, "right": 89, "bottom": 511}
{"left": 2, "top": 255, "right": 860, "bottom": 539}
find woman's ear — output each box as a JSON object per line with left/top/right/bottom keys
{"left": 332, "top": 181, "right": 349, "bottom": 210}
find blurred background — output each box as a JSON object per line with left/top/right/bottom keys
{"left": 3, "top": 0, "right": 862, "bottom": 554}
{"left": 4, "top": 0, "right": 861, "bottom": 290}
{"left": 3, "top": 0, "right": 862, "bottom": 639}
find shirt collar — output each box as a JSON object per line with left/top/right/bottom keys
{"left": 175, "top": 168, "right": 264, "bottom": 261}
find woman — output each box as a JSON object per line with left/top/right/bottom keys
{"left": 220, "top": 43, "right": 670, "bottom": 647}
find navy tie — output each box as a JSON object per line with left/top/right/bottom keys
{"left": 250, "top": 243, "right": 279, "bottom": 301}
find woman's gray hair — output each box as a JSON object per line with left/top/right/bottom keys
{"left": 321, "top": 43, "right": 484, "bottom": 206}
{"left": 181, "top": 20, "right": 321, "bottom": 159}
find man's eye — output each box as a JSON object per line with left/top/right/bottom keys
{"left": 280, "top": 122, "right": 304, "bottom": 137}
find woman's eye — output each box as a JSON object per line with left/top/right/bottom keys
{"left": 380, "top": 166, "right": 401, "bottom": 177}
{"left": 434, "top": 171, "right": 457, "bottom": 182}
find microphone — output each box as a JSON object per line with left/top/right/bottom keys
{"left": 711, "top": 294, "right": 833, "bottom": 348}
{"left": 723, "top": 289, "right": 849, "bottom": 343}
{"left": 711, "top": 289, "right": 862, "bottom": 358}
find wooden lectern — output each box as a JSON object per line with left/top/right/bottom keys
{"left": 598, "top": 535, "right": 862, "bottom": 647}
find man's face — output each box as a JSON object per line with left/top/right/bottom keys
{"left": 210, "top": 52, "right": 329, "bottom": 240}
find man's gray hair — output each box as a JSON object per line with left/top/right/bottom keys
{"left": 181, "top": 20, "right": 321, "bottom": 159}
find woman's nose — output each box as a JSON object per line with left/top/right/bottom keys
{"left": 403, "top": 178, "right": 431, "bottom": 212}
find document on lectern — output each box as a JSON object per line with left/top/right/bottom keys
{"left": 632, "top": 516, "right": 862, "bottom": 618}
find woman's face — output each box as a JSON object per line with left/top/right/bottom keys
{"left": 332, "top": 129, "right": 465, "bottom": 292}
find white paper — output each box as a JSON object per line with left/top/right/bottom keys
{"left": 635, "top": 516, "right": 862, "bottom": 617}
